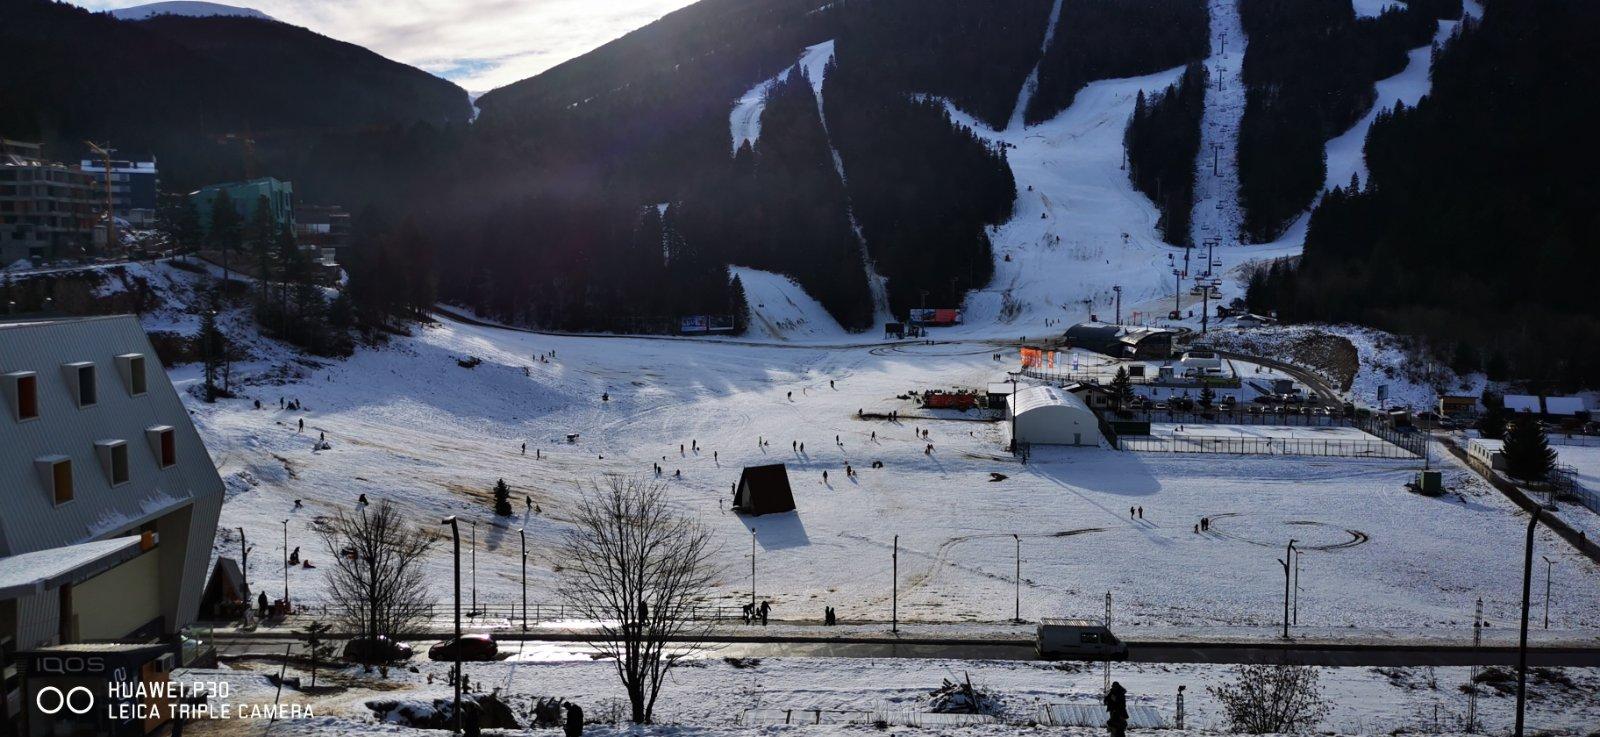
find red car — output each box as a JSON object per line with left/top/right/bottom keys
{"left": 428, "top": 634, "right": 498, "bottom": 662}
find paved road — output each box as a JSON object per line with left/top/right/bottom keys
{"left": 1213, "top": 348, "right": 1342, "bottom": 405}
{"left": 208, "top": 632, "right": 1600, "bottom": 668}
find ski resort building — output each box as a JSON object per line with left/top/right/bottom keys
{"left": 0, "top": 315, "right": 224, "bottom": 734}
{"left": 1008, "top": 385, "right": 1103, "bottom": 447}
{"left": 1063, "top": 322, "right": 1176, "bottom": 360}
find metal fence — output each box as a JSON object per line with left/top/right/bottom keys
{"left": 1116, "top": 409, "right": 1347, "bottom": 427}
{"left": 743, "top": 708, "right": 996, "bottom": 728}
{"left": 1019, "top": 367, "right": 1241, "bottom": 389}
{"left": 283, "top": 600, "right": 746, "bottom": 624}
{"left": 1039, "top": 704, "right": 1167, "bottom": 729}
{"left": 1119, "top": 434, "right": 1418, "bottom": 459}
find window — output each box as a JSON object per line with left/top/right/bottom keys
{"left": 1080, "top": 632, "right": 1102, "bottom": 645}
{"left": 146, "top": 426, "right": 176, "bottom": 468}
{"left": 36, "top": 456, "right": 73, "bottom": 504}
{"left": 62, "top": 362, "right": 96, "bottom": 407}
{"left": 5, "top": 371, "right": 38, "bottom": 421}
{"left": 96, "top": 440, "right": 130, "bottom": 486}
{"left": 115, "top": 353, "right": 147, "bottom": 396}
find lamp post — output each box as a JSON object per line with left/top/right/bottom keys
{"left": 1279, "top": 539, "right": 1297, "bottom": 639}
{"left": 1008, "top": 375, "right": 1019, "bottom": 454}
{"left": 1541, "top": 556, "right": 1553, "bottom": 630}
{"left": 892, "top": 535, "right": 899, "bottom": 634}
{"left": 441, "top": 516, "right": 462, "bottom": 735}
{"left": 1515, "top": 509, "right": 1539, "bottom": 737}
{"left": 520, "top": 528, "right": 528, "bottom": 631}
{"left": 1172, "top": 269, "right": 1182, "bottom": 318}
{"left": 1013, "top": 534, "right": 1022, "bottom": 623}
{"left": 749, "top": 528, "right": 757, "bottom": 613}
{"left": 281, "top": 519, "right": 289, "bottom": 611}
{"left": 1292, "top": 546, "right": 1300, "bottom": 626}
{"left": 237, "top": 527, "right": 249, "bottom": 600}
{"left": 470, "top": 520, "right": 477, "bottom": 616}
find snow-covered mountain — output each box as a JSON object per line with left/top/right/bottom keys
{"left": 109, "top": 1, "right": 274, "bottom": 22}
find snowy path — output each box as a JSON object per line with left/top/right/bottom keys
{"left": 1005, "top": 0, "right": 1066, "bottom": 131}
{"left": 1189, "top": 0, "right": 1246, "bottom": 247}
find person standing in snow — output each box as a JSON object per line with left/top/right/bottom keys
{"left": 563, "top": 702, "right": 584, "bottom": 737}
{"left": 1104, "top": 681, "right": 1128, "bottom": 737}
{"left": 257, "top": 591, "right": 269, "bottom": 619}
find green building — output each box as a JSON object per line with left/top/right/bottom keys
{"left": 190, "top": 177, "right": 294, "bottom": 235}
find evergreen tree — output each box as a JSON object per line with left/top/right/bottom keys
{"left": 1199, "top": 384, "right": 1216, "bottom": 409}
{"left": 209, "top": 191, "right": 242, "bottom": 281}
{"left": 199, "top": 293, "right": 223, "bottom": 403}
{"left": 493, "top": 478, "right": 512, "bottom": 517}
{"left": 728, "top": 274, "right": 749, "bottom": 334}
{"left": 1449, "top": 340, "right": 1479, "bottom": 376}
{"left": 1502, "top": 417, "right": 1557, "bottom": 483}
{"left": 1109, "top": 366, "right": 1135, "bottom": 407}
{"left": 248, "top": 195, "right": 276, "bottom": 281}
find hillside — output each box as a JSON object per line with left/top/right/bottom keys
{"left": 0, "top": 0, "right": 470, "bottom": 201}
{"left": 1249, "top": 0, "right": 1600, "bottom": 390}
{"left": 109, "top": 1, "right": 272, "bottom": 21}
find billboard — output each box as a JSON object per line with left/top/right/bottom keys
{"left": 680, "top": 315, "right": 709, "bottom": 333}
{"left": 909, "top": 308, "right": 963, "bottom": 325}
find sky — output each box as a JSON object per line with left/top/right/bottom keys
{"left": 73, "top": 0, "right": 699, "bottom": 93}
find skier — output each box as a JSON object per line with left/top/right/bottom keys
{"left": 298, "top": 418, "right": 304, "bottom": 433}
{"left": 358, "top": 493, "right": 369, "bottom": 505}
{"left": 521, "top": 442, "right": 526, "bottom": 455}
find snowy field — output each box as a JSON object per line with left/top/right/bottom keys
{"left": 180, "top": 651, "right": 1600, "bottom": 736}
{"left": 185, "top": 316, "right": 1600, "bottom": 634}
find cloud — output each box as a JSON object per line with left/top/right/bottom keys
{"left": 73, "top": 0, "right": 698, "bottom": 92}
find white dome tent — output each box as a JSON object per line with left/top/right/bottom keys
{"left": 1007, "top": 385, "right": 1103, "bottom": 447}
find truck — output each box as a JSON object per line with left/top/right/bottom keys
{"left": 1036, "top": 618, "right": 1128, "bottom": 660}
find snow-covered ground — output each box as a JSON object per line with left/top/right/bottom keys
{"left": 182, "top": 654, "right": 1600, "bottom": 736}
{"left": 181, "top": 310, "right": 1600, "bottom": 635}
{"left": 1006, "top": 0, "right": 1066, "bottom": 131}
{"left": 1190, "top": 0, "right": 1246, "bottom": 247}
{"left": 731, "top": 265, "right": 850, "bottom": 341}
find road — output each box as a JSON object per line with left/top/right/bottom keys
{"left": 1214, "top": 348, "right": 1342, "bottom": 406}
{"left": 207, "top": 631, "right": 1600, "bottom": 668}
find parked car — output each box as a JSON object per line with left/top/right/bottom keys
{"left": 1036, "top": 619, "right": 1128, "bottom": 660}
{"left": 342, "top": 636, "right": 414, "bottom": 663}
{"left": 428, "top": 634, "right": 499, "bottom": 662}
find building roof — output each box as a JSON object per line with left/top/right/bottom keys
{"left": 1545, "top": 396, "right": 1587, "bottom": 416}
{"left": 0, "top": 315, "right": 225, "bottom": 558}
{"left": 0, "top": 536, "right": 143, "bottom": 599}
{"left": 1008, "top": 385, "right": 1093, "bottom": 416}
{"left": 1504, "top": 395, "right": 1541, "bottom": 413}
{"left": 735, "top": 463, "right": 795, "bottom": 515}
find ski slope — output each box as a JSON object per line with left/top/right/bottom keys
{"left": 1006, "top": 0, "right": 1066, "bottom": 131}
{"left": 731, "top": 265, "right": 849, "bottom": 341}
{"left": 1190, "top": 0, "right": 1247, "bottom": 247}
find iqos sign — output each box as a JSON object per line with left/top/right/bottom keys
{"left": 34, "top": 685, "right": 95, "bottom": 715}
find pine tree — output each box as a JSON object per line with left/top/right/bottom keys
{"left": 209, "top": 191, "right": 242, "bottom": 281}
{"left": 1108, "top": 366, "right": 1135, "bottom": 407}
{"left": 1502, "top": 417, "right": 1557, "bottom": 483}
{"left": 199, "top": 294, "right": 223, "bottom": 403}
{"left": 493, "top": 478, "right": 513, "bottom": 517}
{"left": 1199, "top": 384, "right": 1215, "bottom": 409}
{"left": 728, "top": 274, "right": 749, "bottom": 334}
{"left": 1477, "top": 405, "right": 1508, "bottom": 440}
{"left": 249, "top": 195, "right": 276, "bottom": 282}
{"left": 1450, "top": 340, "right": 1479, "bottom": 376}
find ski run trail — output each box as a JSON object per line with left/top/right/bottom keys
{"left": 719, "top": 0, "right": 1484, "bottom": 341}
{"left": 1190, "top": 0, "right": 1247, "bottom": 248}
{"left": 1006, "top": 0, "right": 1066, "bottom": 132}
{"left": 729, "top": 40, "right": 893, "bottom": 331}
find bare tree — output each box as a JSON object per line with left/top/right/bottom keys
{"left": 318, "top": 500, "right": 437, "bottom": 671}
{"left": 1208, "top": 663, "right": 1331, "bottom": 733}
{"left": 557, "top": 475, "right": 720, "bottom": 723}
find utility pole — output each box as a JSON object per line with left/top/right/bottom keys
{"left": 1292, "top": 546, "right": 1300, "bottom": 625}
{"left": 1200, "top": 280, "right": 1211, "bottom": 336}
{"left": 750, "top": 528, "right": 757, "bottom": 612}
{"left": 520, "top": 528, "right": 528, "bottom": 631}
{"left": 1012, "top": 534, "right": 1021, "bottom": 623}
{"left": 85, "top": 141, "right": 117, "bottom": 256}
{"left": 470, "top": 520, "right": 477, "bottom": 615}
{"left": 1219, "top": 32, "right": 1227, "bottom": 56}
{"left": 1280, "top": 539, "right": 1297, "bottom": 639}
{"left": 1467, "top": 598, "right": 1482, "bottom": 732}
{"left": 1211, "top": 143, "right": 1222, "bottom": 176}
{"left": 281, "top": 519, "right": 289, "bottom": 610}
{"left": 1516, "top": 510, "right": 1539, "bottom": 737}
{"left": 1541, "top": 556, "right": 1553, "bottom": 629}
{"left": 441, "top": 516, "right": 462, "bottom": 735}
{"left": 1175, "top": 685, "right": 1186, "bottom": 730}
{"left": 237, "top": 527, "right": 250, "bottom": 600}
{"left": 1172, "top": 269, "right": 1182, "bottom": 319}
{"left": 892, "top": 535, "right": 899, "bottom": 634}
{"left": 1008, "top": 375, "right": 1019, "bottom": 454}
{"left": 1112, "top": 285, "right": 1122, "bottom": 324}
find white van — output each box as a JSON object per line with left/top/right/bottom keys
{"left": 1036, "top": 618, "right": 1128, "bottom": 660}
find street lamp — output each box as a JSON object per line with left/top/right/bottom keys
{"left": 1012, "top": 534, "right": 1022, "bottom": 623}
{"left": 470, "top": 520, "right": 478, "bottom": 616}
{"left": 441, "top": 516, "right": 462, "bottom": 735}
{"left": 749, "top": 528, "right": 757, "bottom": 614}
{"left": 520, "top": 528, "right": 528, "bottom": 631}
{"left": 281, "top": 519, "right": 289, "bottom": 612}
{"left": 892, "top": 535, "right": 899, "bottom": 634}
{"left": 1008, "top": 375, "right": 1019, "bottom": 454}
{"left": 1279, "top": 539, "right": 1297, "bottom": 639}
{"left": 1541, "top": 556, "right": 1554, "bottom": 630}
{"left": 1515, "top": 509, "right": 1540, "bottom": 737}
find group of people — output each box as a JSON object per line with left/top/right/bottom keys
{"left": 1194, "top": 517, "right": 1212, "bottom": 533}
{"left": 822, "top": 606, "right": 840, "bottom": 626}
{"left": 1128, "top": 506, "right": 1145, "bottom": 519}
{"left": 742, "top": 600, "right": 771, "bottom": 625}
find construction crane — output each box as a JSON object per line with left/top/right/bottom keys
{"left": 85, "top": 141, "right": 118, "bottom": 255}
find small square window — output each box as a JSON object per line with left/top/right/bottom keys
{"left": 62, "top": 362, "right": 96, "bottom": 408}
{"left": 147, "top": 426, "right": 177, "bottom": 468}
{"left": 36, "top": 457, "right": 73, "bottom": 504}
{"left": 96, "top": 440, "right": 130, "bottom": 486}
{"left": 6, "top": 371, "right": 38, "bottom": 421}
{"left": 116, "top": 354, "right": 147, "bottom": 396}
